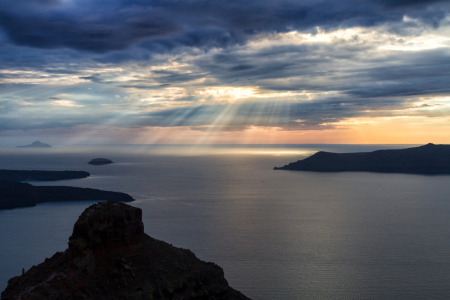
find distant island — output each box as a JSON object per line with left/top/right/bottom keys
{"left": 274, "top": 143, "right": 450, "bottom": 174}
{"left": 17, "top": 141, "right": 51, "bottom": 148}
{"left": 88, "top": 158, "right": 113, "bottom": 165}
{"left": 1, "top": 201, "right": 250, "bottom": 299}
{"left": 0, "top": 180, "right": 134, "bottom": 210}
{"left": 0, "top": 170, "right": 90, "bottom": 181}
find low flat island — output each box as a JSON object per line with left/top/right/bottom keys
{"left": 88, "top": 158, "right": 113, "bottom": 165}
{"left": 274, "top": 143, "right": 450, "bottom": 174}
{"left": 0, "top": 180, "right": 134, "bottom": 210}
{"left": 0, "top": 170, "right": 90, "bottom": 181}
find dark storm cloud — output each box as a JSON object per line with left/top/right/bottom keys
{"left": 0, "top": 0, "right": 448, "bottom": 53}
{"left": 0, "top": 10, "right": 177, "bottom": 52}
{"left": 375, "top": 0, "right": 446, "bottom": 8}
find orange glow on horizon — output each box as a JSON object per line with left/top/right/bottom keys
{"left": 56, "top": 114, "right": 450, "bottom": 145}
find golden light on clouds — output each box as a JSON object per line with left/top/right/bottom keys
{"left": 52, "top": 100, "right": 84, "bottom": 107}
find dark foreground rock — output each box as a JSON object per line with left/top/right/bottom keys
{"left": 17, "top": 141, "right": 51, "bottom": 148}
{"left": 0, "top": 169, "right": 90, "bottom": 181}
{"left": 1, "top": 201, "right": 251, "bottom": 300}
{"left": 0, "top": 180, "right": 134, "bottom": 210}
{"left": 274, "top": 143, "right": 450, "bottom": 174}
{"left": 88, "top": 158, "right": 113, "bottom": 165}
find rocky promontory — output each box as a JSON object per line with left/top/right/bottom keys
{"left": 88, "top": 158, "right": 114, "bottom": 165}
{"left": 1, "top": 201, "right": 251, "bottom": 300}
{"left": 274, "top": 143, "right": 450, "bottom": 174}
{"left": 0, "top": 169, "right": 90, "bottom": 181}
{"left": 0, "top": 180, "right": 134, "bottom": 210}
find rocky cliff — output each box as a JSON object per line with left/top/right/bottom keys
{"left": 1, "top": 201, "right": 251, "bottom": 300}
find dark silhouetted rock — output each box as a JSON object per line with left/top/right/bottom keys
{"left": 0, "top": 180, "right": 134, "bottom": 210}
{"left": 274, "top": 143, "right": 450, "bottom": 174}
{"left": 1, "top": 201, "right": 251, "bottom": 300}
{"left": 0, "top": 169, "right": 90, "bottom": 181}
{"left": 88, "top": 158, "right": 114, "bottom": 165}
{"left": 17, "top": 141, "right": 51, "bottom": 148}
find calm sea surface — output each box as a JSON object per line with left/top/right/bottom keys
{"left": 1, "top": 144, "right": 450, "bottom": 299}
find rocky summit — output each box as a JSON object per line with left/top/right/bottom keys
{"left": 1, "top": 201, "right": 250, "bottom": 300}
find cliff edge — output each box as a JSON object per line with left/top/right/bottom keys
{"left": 1, "top": 201, "right": 251, "bottom": 300}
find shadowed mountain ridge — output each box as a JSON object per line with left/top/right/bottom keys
{"left": 274, "top": 143, "right": 450, "bottom": 174}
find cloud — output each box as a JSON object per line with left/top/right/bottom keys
{"left": 0, "top": 6, "right": 178, "bottom": 52}
{"left": 0, "top": 0, "right": 448, "bottom": 53}
{"left": 52, "top": 100, "right": 84, "bottom": 107}
{"left": 0, "top": 0, "right": 449, "bottom": 144}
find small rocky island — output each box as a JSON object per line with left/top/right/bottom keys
{"left": 274, "top": 143, "right": 450, "bottom": 174}
{"left": 17, "top": 140, "right": 51, "bottom": 148}
{"left": 0, "top": 170, "right": 90, "bottom": 181}
{"left": 88, "top": 158, "right": 114, "bottom": 165}
{"left": 0, "top": 180, "right": 134, "bottom": 210}
{"left": 1, "top": 201, "right": 250, "bottom": 300}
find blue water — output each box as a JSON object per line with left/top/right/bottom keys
{"left": 1, "top": 144, "right": 450, "bottom": 299}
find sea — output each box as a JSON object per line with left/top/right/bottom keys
{"left": 1, "top": 144, "right": 450, "bottom": 299}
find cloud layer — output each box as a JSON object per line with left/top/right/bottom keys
{"left": 0, "top": 0, "right": 449, "bottom": 143}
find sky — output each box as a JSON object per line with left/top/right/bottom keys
{"left": 0, "top": 0, "right": 449, "bottom": 145}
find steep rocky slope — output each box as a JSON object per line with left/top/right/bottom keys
{"left": 1, "top": 201, "right": 250, "bottom": 300}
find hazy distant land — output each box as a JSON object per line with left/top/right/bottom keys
{"left": 17, "top": 141, "right": 51, "bottom": 148}
{"left": 274, "top": 143, "right": 450, "bottom": 174}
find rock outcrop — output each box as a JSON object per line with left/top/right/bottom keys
{"left": 274, "top": 143, "right": 450, "bottom": 174}
{"left": 88, "top": 158, "right": 113, "bottom": 165}
{"left": 0, "top": 180, "right": 134, "bottom": 210}
{"left": 1, "top": 201, "right": 251, "bottom": 300}
{"left": 17, "top": 141, "right": 51, "bottom": 148}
